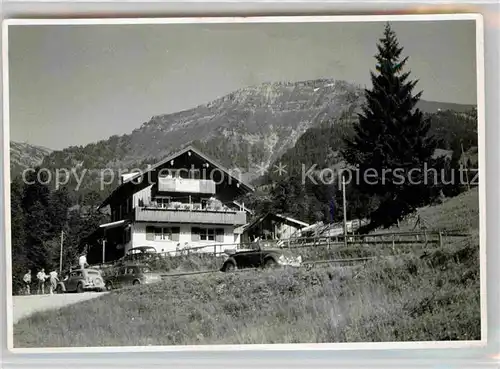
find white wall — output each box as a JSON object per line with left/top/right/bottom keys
{"left": 130, "top": 222, "right": 237, "bottom": 254}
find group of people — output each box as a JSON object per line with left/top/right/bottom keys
{"left": 22, "top": 269, "right": 59, "bottom": 295}
{"left": 175, "top": 242, "right": 191, "bottom": 256}
{"left": 20, "top": 252, "right": 89, "bottom": 296}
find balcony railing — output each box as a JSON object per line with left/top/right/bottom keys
{"left": 157, "top": 177, "right": 216, "bottom": 194}
{"left": 134, "top": 205, "right": 247, "bottom": 225}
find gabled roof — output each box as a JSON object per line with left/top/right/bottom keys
{"left": 240, "top": 212, "right": 310, "bottom": 233}
{"left": 274, "top": 214, "right": 310, "bottom": 228}
{"left": 99, "top": 145, "right": 254, "bottom": 209}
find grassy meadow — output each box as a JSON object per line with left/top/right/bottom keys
{"left": 13, "top": 188, "right": 481, "bottom": 347}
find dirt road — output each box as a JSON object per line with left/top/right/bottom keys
{"left": 12, "top": 292, "right": 107, "bottom": 324}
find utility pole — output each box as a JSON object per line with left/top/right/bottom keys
{"left": 59, "top": 230, "right": 64, "bottom": 275}
{"left": 342, "top": 176, "right": 348, "bottom": 248}
{"left": 461, "top": 141, "right": 471, "bottom": 191}
{"left": 102, "top": 228, "right": 106, "bottom": 264}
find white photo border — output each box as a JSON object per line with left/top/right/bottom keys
{"left": 0, "top": 8, "right": 495, "bottom": 365}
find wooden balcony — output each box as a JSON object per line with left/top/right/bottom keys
{"left": 157, "top": 177, "right": 216, "bottom": 194}
{"left": 134, "top": 206, "right": 247, "bottom": 225}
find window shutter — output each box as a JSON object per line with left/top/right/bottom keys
{"left": 216, "top": 228, "right": 224, "bottom": 242}
{"left": 146, "top": 226, "right": 155, "bottom": 241}
{"left": 172, "top": 227, "right": 180, "bottom": 242}
{"left": 191, "top": 227, "right": 200, "bottom": 241}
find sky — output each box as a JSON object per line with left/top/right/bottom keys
{"left": 8, "top": 19, "right": 478, "bottom": 150}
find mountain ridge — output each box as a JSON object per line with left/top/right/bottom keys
{"left": 9, "top": 78, "right": 477, "bottom": 197}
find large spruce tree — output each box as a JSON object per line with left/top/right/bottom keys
{"left": 343, "top": 23, "right": 437, "bottom": 231}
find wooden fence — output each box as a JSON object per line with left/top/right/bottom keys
{"left": 152, "top": 229, "right": 469, "bottom": 258}
{"left": 90, "top": 229, "right": 471, "bottom": 277}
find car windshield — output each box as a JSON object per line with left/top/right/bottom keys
{"left": 140, "top": 267, "right": 152, "bottom": 273}
{"left": 86, "top": 270, "right": 99, "bottom": 275}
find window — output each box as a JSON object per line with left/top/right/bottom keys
{"left": 146, "top": 226, "right": 180, "bottom": 241}
{"left": 155, "top": 227, "right": 170, "bottom": 241}
{"left": 191, "top": 227, "right": 224, "bottom": 242}
{"left": 156, "top": 198, "right": 170, "bottom": 208}
{"left": 201, "top": 228, "right": 215, "bottom": 241}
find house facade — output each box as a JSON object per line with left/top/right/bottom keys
{"left": 87, "top": 146, "right": 253, "bottom": 263}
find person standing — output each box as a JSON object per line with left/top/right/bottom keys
{"left": 22, "top": 270, "right": 31, "bottom": 295}
{"left": 36, "top": 268, "right": 47, "bottom": 294}
{"left": 79, "top": 252, "right": 88, "bottom": 270}
{"left": 49, "top": 271, "right": 59, "bottom": 295}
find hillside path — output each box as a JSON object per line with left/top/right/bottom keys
{"left": 12, "top": 292, "right": 107, "bottom": 324}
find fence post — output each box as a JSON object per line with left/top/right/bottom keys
{"left": 438, "top": 231, "right": 443, "bottom": 248}
{"left": 214, "top": 245, "right": 217, "bottom": 257}
{"left": 392, "top": 234, "right": 396, "bottom": 253}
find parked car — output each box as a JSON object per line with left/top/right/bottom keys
{"left": 56, "top": 268, "right": 106, "bottom": 293}
{"left": 116, "top": 246, "right": 160, "bottom": 265}
{"left": 220, "top": 246, "right": 303, "bottom": 272}
{"left": 104, "top": 264, "right": 162, "bottom": 290}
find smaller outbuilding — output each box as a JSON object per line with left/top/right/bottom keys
{"left": 237, "top": 212, "right": 310, "bottom": 244}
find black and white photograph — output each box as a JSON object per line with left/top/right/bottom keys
{"left": 4, "top": 15, "right": 486, "bottom": 351}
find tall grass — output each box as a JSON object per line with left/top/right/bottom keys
{"left": 14, "top": 235, "right": 480, "bottom": 347}
{"left": 13, "top": 189, "right": 481, "bottom": 347}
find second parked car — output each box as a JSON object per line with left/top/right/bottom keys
{"left": 104, "top": 264, "right": 162, "bottom": 290}
{"left": 56, "top": 268, "right": 106, "bottom": 293}
{"left": 220, "top": 245, "right": 303, "bottom": 272}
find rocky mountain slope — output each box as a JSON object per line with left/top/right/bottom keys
{"left": 10, "top": 78, "right": 476, "bottom": 195}
{"left": 40, "top": 79, "right": 364, "bottom": 173}
{"left": 10, "top": 142, "right": 53, "bottom": 177}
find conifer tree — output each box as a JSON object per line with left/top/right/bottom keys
{"left": 21, "top": 168, "right": 53, "bottom": 270}
{"left": 343, "top": 23, "right": 437, "bottom": 231}
{"left": 11, "top": 177, "right": 27, "bottom": 291}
